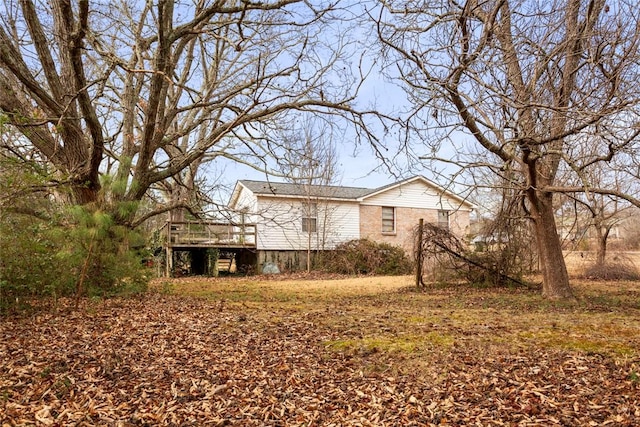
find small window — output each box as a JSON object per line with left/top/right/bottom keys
{"left": 382, "top": 206, "right": 395, "bottom": 233}
{"left": 302, "top": 203, "right": 317, "bottom": 233}
{"left": 438, "top": 210, "right": 450, "bottom": 229}
{"left": 302, "top": 217, "right": 317, "bottom": 233}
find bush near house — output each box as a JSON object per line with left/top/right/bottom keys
{"left": 318, "top": 239, "right": 413, "bottom": 276}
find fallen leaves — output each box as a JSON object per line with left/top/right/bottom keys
{"left": 1, "top": 281, "right": 639, "bottom": 425}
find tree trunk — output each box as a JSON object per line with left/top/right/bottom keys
{"left": 529, "top": 191, "right": 574, "bottom": 299}
{"left": 72, "top": 183, "right": 100, "bottom": 206}
{"left": 307, "top": 226, "right": 312, "bottom": 273}
{"left": 594, "top": 226, "right": 609, "bottom": 266}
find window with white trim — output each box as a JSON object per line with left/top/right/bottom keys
{"left": 382, "top": 206, "right": 395, "bottom": 233}
{"left": 438, "top": 210, "right": 450, "bottom": 229}
{"left": 301, "top": 203, "right": 317, "bottom": 233}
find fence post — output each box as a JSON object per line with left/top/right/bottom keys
{"left": 416, "top": 218, "right": 424, "bottom": 288}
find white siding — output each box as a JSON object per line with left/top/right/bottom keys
{"left": 232, "top": 185, "right": 259, "bottom": 222}
{"left": 319, "top": 202, "right": 361, "bottom": 249}
{"left": 361, "top": 180, "right": 469, "bottom": 211}
{"left": 255, "top": 197, "right": 360, "bottom": 250}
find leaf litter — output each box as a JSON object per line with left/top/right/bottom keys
{"left": 1, "top": 278, "right": 639, "bottom": 426}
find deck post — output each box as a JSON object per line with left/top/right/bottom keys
{"left": 166, "top": 247, "right": 173, "bottom": 277}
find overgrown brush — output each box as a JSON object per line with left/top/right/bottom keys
{"left": 416, "top": 222, "right": 530, "bottom": 288}
{"left": 317, "top": 239, "right": 413, "bottom": 276}
{"left": 581, "top": 260, "right": 640, "bottom": 281}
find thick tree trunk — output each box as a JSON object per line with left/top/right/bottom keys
{"left": 594, "top": 226, "right": 609, "bottom": 266}
{"left": 529, "top": 192, "right": 574, "bottom": 299}
{"left": 72, "top": 183, "right": 100, "bottom": 206}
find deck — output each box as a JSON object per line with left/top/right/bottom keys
{"left": 159, "top": 220, "right": 257, "bottom": 249}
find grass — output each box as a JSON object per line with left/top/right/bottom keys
{"left": 325, "top": 331, "right": 456, "bottom": 354}
{"left": 151, "top": 274, "right": 640, "bottom": 364}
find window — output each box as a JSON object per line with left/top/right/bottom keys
{"left": 438, "top": 210, "right": 450, "bottom": 229}
{"left": 302, "top": 203, "right": 317, "bottom": 233}
{"left": 382, "top": 206, "right": 395, "bottom": 233}
{"left": 302, "top": 217, "right": 317, "bottom": 233}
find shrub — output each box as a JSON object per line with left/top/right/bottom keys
{"left": 0, "top": 206, "right": 149, "bottom": 314}
{"left": 53, "top": 205, "right": 149, "bottom": 299}
{"left": 318, "top": 239, "right": 413, "bottom": 275}
{"left": 0, "top": 214, "right": 74, "bottom": 313}
{"left": 0, "top": 169, "right": 149, "bottom": 313}
{"left": 581, "top": 261, "right": 640, "bottom": 281}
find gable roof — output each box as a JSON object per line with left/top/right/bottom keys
{"left": 229, "top": 176, "right": 474, "bottom": 209}
{"left": 236, "top": 180, "right": 373, "bottom": 200}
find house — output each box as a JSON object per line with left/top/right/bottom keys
{"left": 228, "top": 175, "right": 474, "bottom": 272}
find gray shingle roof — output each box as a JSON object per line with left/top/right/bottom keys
{"left": 239, "top": 180, "right": 374, "bottom": 200}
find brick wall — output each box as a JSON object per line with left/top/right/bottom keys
{"left": 360, "top": 205, "right": 470, "bottom": 255}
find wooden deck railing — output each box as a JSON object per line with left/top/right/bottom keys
{"left": 159, "top": 220, "right": 256, "bottom": 248}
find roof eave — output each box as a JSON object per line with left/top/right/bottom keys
{"left": 254, "top": 193, "right": 360, "bottom": 203}
{"left": 228, "top": 181, "right": 248, "bottom": 209}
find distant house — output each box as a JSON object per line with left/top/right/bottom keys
{"left": 228, "top": 175, "right": 474, "bottom": 272}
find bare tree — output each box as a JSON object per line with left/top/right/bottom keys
{"left": 586, "top": 195, "right": 632, "bottom": 265}
{"left": 374, "top": 0, "right": 640, "bottom": 298}
{"left": 0, "top": 137, "right": 52, "bottom": 219}
{"left": 0, "top": 0, "right": 367, "bottom": 227}
{"left": 277, "top": 115, "right": 341, "bottom": 272}
{"left": 561, "top": 166, "right": 636, "bottom": 266}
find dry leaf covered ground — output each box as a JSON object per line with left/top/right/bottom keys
{"left": 1, "top": 275, "right": 639, "bottom": 426}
